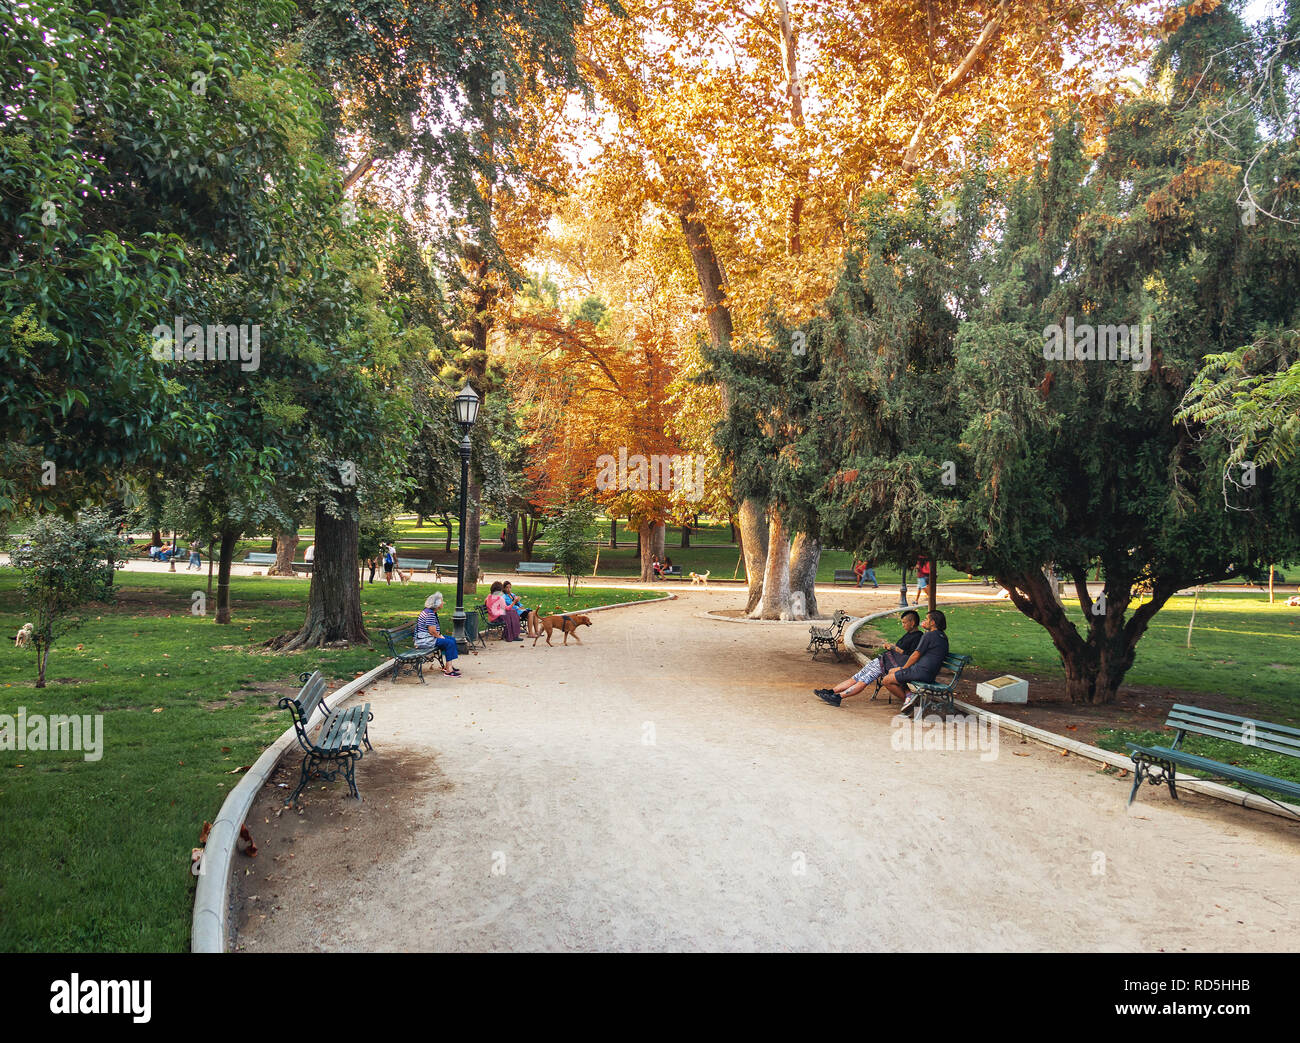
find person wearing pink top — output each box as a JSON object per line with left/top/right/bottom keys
{"left": 485, "top": 581, "right": 523, "bottom": 641}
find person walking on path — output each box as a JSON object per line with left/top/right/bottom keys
{"left": 853, "top": 559, "right": 879, "bottom": 588}
{"left": 912, "top": 556, "right": 932, "bottom": 605}
{"left": 186, "top": 539, "right": 202, "bottom": 571}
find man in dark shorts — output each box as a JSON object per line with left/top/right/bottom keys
{"left": 815, "top": 610, "right": 921, "bottom": 706}
{"left": 879, "top": 609, "right": 949, "bottom": 715}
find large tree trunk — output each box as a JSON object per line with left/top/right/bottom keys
{"left": 214, "top": 526, "right": 238, "bottom": 624}
{"left": 465, "top": 474, "right": 481, "bottom": 593}
{"left": 521, "top": 515, "right": 540, "bottom": 560}
{"left": 680, "top": 523, "right": 690, "bottom": 548}
{"left": 270, "top": 497, "right": 367, "bottom": 650}
{"left": 633, "top": 520, "right": 666, "bottom": 579}
{"left": 442, "top": 513, "right": 454, "bottom": 554}
{"left": 738, "top": 498, "right": 768, "bottom": 614}
{"left": 608, "top": 517, "right": 617, "bottom": 549}
{"left": 269, "top": 529, "right": 299, "bottom": 576}
{"left": 504, "top": 512, "right": 520, "bottom": 553}
{"left": 651, "top": 521, "right": 666, "bottom": 561}
{"left": 753, "top": 510, "right": 793, "bottom": 619}
{"left": 998, "top": 566, "right": 1175, "bottom": 705}
{"left": 789, "top": 532, "right": 821, "bottom": 618}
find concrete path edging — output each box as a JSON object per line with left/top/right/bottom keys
{"left": 844, "top": 605, "right": 1300, "bottom": 822}
{"left": 191, "top": 593, "right": 670, "bottom": 953}
{"left": 190, "top": 659, "right": 395, "bottom": 954}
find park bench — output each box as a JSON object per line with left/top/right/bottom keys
{"left": 245, "top": 551, "right": 313, "bottom": 574}
{"left": 277, "top": 670, "right": 373, "bottom": 804}
{"left": 898, "top": 652, "right": 973, "bottom": 717}
{"left": 388, "top": 557, "right": 431, "bottom": 574}
{"left": 807, "top": 609, "right": 851, "bottom": 661}
{"left": 833, "top": 569, "right": 859, "bottom": 584}
{"left": 433, "top": 562, "right": 459, "bottom": 581}
{"left": 516, "top": 561, "right": 556, "bottom": 575}
{"left": 476, "top": 602, "right": 508, "bottom": 643}
{"left": 379, "top": 622, "right": 445, "bottom": 684}
{"left": 1126, "top": 704, "right": 1300, "bottom": 813}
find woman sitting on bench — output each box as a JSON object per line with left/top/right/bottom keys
{"left": 815, "top": 610, "right": 921, "bottom": 707}
{"left": 486, "top": 581, "right": 523, "bottom": 641}
{"left": 415, "top": 593, "right": 460, "bottom": 676}
{"left": 501, "top": 581, "right": 540, "bottom": 638}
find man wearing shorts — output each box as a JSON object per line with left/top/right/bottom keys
{"left": 815, "top": 610, "right": 922, "bottom": 706}
{"left": 880, "top": 610, "right": 949, "bottom": 714}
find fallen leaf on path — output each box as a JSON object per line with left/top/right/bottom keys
{"left": 199, "top": 821, "right": 212, "bottom": 845}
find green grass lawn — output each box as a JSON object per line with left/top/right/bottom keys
{"left": 0, "top": 571, "right": 658, "bottom": 953}
{"left": 920, "top": 596, "right": 1300, "bottom": 789}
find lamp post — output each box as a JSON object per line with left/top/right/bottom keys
{"left": 452, "top": 383, "right": 480, "bottom": 650}
{"left": 898, "top": 566, "right": 909, "bottom": 609}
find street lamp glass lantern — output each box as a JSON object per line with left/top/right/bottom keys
{"left": 455, "top": 384, "right": 480, "bottom": 429}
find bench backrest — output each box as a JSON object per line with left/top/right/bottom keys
{"left": 279, "top": 671, "right": 328, "bottom": 747}
{"left": 380, "top": 623, "right": 416, "bottom": 656}
{"left": 517, "top": 561, "right": 555, "bottom": 572}
{"left": 934, "top": 653, "right": 972, "bottom": 684}
{"left": 1165, "top": 704, "right": 1300, "bottom": 759}
{"left": 245, "top": 552, "right": 278, "bottom": 564}
{"left": 833, "top": 569, "right": 856, "bottom": 580}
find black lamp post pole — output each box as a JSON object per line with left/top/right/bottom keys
{"left": 452, "top": 431, "right": 471, "bottom": 650}
{"left": 898, "top": 566, "right": 909, "bottom": 609}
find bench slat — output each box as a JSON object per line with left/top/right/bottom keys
{"left": 1169, "top": 703, "right": 1300, "bottom": 738}
{"left": 1128, "top": 744, "right": 1300, "bottom": 798}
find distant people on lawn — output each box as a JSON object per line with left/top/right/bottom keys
{"left": 415, "top": 592, "right": 460, "bottom": 676}
{"left": 816, "top": 610, "right": 948, "bottom": 714}
{"left": 853, "top": 558, "right": 879, "bottom": 588}
{"left": 304, "top": 543, "right": 315, "bottom": 564}
{"left": 187, "top": 539, "right": 202, "bottom": 571}
{"left": 382, "top": 542, "right": 397, "bottom": 584}
{"left": 816, "top": 610, "right": 921, "bottom": 706}
{"left": 486, "top": 581, "right": 523, "bottom": 641}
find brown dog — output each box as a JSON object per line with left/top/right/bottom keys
{"left": 532, "top": 613, "right": 592, "bottom": 646}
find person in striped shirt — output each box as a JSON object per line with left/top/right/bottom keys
{"left": 415, "top": 592, "right": 460, "bottom": 676}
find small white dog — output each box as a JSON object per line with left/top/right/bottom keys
{"left": 690, "top": 570, "right": 710, "bottom": 586}
{"left": 15, "top": 623, "right": 33, "bottom": 648}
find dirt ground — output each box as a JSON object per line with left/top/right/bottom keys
{"left": 231, "top": 590, "right": 1300, "bottom": 953}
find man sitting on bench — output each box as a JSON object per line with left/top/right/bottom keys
{"left": 815, "top": 610, "right": 921, "bottom": 707}
{"left": 880, "top": 610, "right": 949, "bottom": 716}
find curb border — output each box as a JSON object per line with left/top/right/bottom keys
{"left": 190, "top": 658, "right": 395, "bottom": 954}
{"left": 190, "top": 592, "right": 671, "bottom": 953}
{"left": 844, "top": 607, "right": 1300, "bottom": 822}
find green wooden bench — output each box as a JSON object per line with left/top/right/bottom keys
{"left": 386, "top": 557, "right": 431, "bottom": 573}
{"left": 807, "top": 610, "right": 850, "bottom": 660}
{"left": 278, "top": 671, "right": 373, "bottom": 804}
{"left": 379, "top": 622, "right": 444, "bottom": 684}
{"left": 433, "top": 562, "right": 459, "bottom": 581}
{"left": 902, "top": 652, "right": 973, "bottom": 717}
{"left": 245, "top": 551, "right": 312, "bottom": 574}
{"left": 833, "top": 569, "right": 858, "bottom": 584}
{"left": 1127, "top": 704, "right": 1300, "bottom": 813}
{"left": 478, "top": 602, "right": 507, "bottom": 641}
{"left": 515, "top": 561, "right": 556, "bottom": 575}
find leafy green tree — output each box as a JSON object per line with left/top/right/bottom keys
{"left": 742, "top": 3, "right": 1300, "bottom": 703}
{"left": 6, "top": 510, "right": 124, "bottom": 688}
{"left": 545, "top": 498, "right": 599, "bottom": 595}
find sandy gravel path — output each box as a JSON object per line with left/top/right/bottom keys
{"left": 233, "top": 591, "right": 1300, "bottom": 952}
